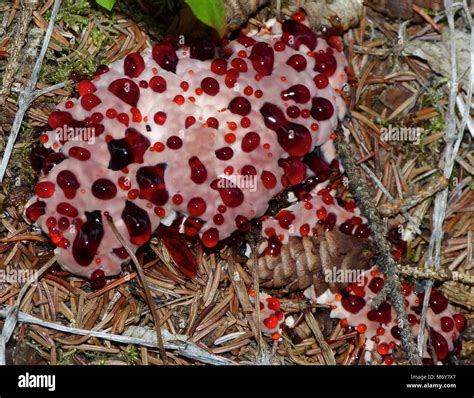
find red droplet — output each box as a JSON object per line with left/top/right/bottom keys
{"left": 281, "top": 85, "right": 311, "bottom": 104}
{"left": 314, "top": 74, "right": 329, "bottom": 89}
{"left": 249, "top": 42, "right": 274, "bottom": 76}
{"left": 121, "top": 200, "right": 151, "bottom": 245}
{"left": 368, "top": 277, "right": 385, "bottom": 293}
{"left": 367, "top": 301, "right": 392, "bottom": 324}
{"left": 429, "top": 290, "right": 448, "bottom": 314}
{"left": 68, "top": 146, "right": 91, "bottom": 161}
{"left": 282, "top": 19, "right": 317, "bottom": 51}
{"left": 188, "top": 156, "right": 208, "bottom": 184}
{"left": 311, "top": 97, "right": 334, "bottom": 121}
{"left": 215, "top": 147, "right": 234, "bottom": 161}
{"left": 200, "top": 77, "right": 220, "bottom": 96}
{"left": 81, "top": 93, "right": 101, "bottom": 111}
{"left": 314, "top": 51, "right": 337, "bottom": 76}
{"left": 124, "top": 52, "right": 145, "bottom": 78}
{"left": 286, "top": 54, "right": 307, "bottom": 71}
{"left": 341, "top": 294, "right": 366, "bottom": 314}
{"left": 154, "top": 111, "right": 167, "bottom": 125}
{"left": 228, "top": 96, "right": 251, "bottom": 116}
{"left": 90, "top": 269, "right": 106, "bottom": 289}
{"left": 430, "top": 328, "right": 449, "bottom": 360}
{"left": 77, "top": 80, "right": 96, "bottom": 96}
{"left": 35, "top": 181, "right": 55, "bottom": 198}
{"left": 440, "top": 316, "right": 454, "bottom": 333}
{"left": 92, "top": 178, "right": 117, "bottom": 200}
{"left": 25, "top": 200, "right": 46, "bottom": 222}
{"left": 211, "top": 58, "right": 228, "bottom": 75}
{"left": 241, "top": 132, "right": 260, "bottom": 152}
{"left": 152, "top": 43, "right": 178, "bottom": 73}
{"left": 453, "top": 314, "right": 466, "bottom": 332}
{"left": 136, "top": 164, "right": 168, "bottom": 206}
{"left": 72, "top": 210, "right": 104, "bottom": 266}
{"left": 108, "top": 78, "right": 140, "bottom": 107}
{"left": 261, "top": 170, "right": 277, "bottom": 189}
{"left": 201, "top": 228, "right": 219, "bottom": 248}
{"left": 149, "top": 76, "right": 167, "bottom": 93}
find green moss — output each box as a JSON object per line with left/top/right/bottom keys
{"left": 45, "top": 0, "right": 91, "bottom": 32}
{"left": 122, "top": 344, "right": 139, "bottom": 365}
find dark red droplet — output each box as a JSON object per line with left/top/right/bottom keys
{"left": 430, "top": 328, "right": 449, "bottom": 360}
{"left": 90, "top": 269, "right": 106, "bottom": 289}
{"left": 282, "top": 19, "right": 317, "bottom": 51}
{"left": 286, "top": 54, "right": 307, "bottom": 71}
{"left": 107, "top": 128, "right": 150, "bottom": 170}
{"left": 72, "top": 210, "right": 104, "bottom": 266}
{"left": 228, "top": 96, "right": 251, "bottom": 116}
{"left": 201, "top": 228, "right": 219, "bottom": 248}
{"left": 241, "top": 132, "right": 260, "bottom": 152}
{"left": 187, "top": 197, "right": 207, "bottom": 217}
{"left": 68, "top": 146, "right": 91, "bottom": 161}
{"left": 260, "top": 102, "right": 312, "bottom": 156}
{"left": 264, "top": 235, "right": 282, "bottom": 256}
{"left": 241, "top": 165, "right": 257, "bottom": 176}
{"left": 122, "top": 200, "right": 151, "bottom": 245}
{"left": 92, "top": 178, "right": 117, "bottom": 200}
{"left": 237, "top": 34, "right": 256, "bottom": 47}
{"left": 235, "top": 215, "right": 250, "bottom": 232}
{"left": 368, "top": 277, "right": 385, "bottom": 294}
{"left": 81, "top": 93, "right": 101, "bottom": 111}
{"left": 136, "top": 163, "right": 168, "bottom": 206}
{"left": 311, "top": 97, "right": 334, "bottom": 121}
{"left": 275, "top": 210, "right": 295, "bottom": 229}
{"left": 341, "top": 294, "right": 366, "bottom": 314}
{"left": 108, "top": 78, "right": 140, "bottom": 107}
{"left": 149, "top": 76, "right": 167, "bottom": 93}
{"left": 42, "top": 152, "right": 66, "bottom": 175}
{"left": 25, "top": 200, "right": 46, "bottom": 222}
{"left": 281, "top": 84, "right": 311, "bottom": 104}
{"left": 211, "top": 178, "right": 244, "bottom": 208}
{"left": 201, "top": 77, "right": 220, "bottom": 96}
{"left": 57, "top": 170, "right": 80, "bottom": 199}
{"left": 211, "top": 58, "right": 228, "bottom": 75}
{"left": 367, "top": 301, "right": 392, "bottom": 324}
{"left": 429, "top": 290, "right": 448, "bottom": 314}
{"left": 56, "top": 202, "right": 79, "bottom": 217}
{"left": 314, "top": 52, "right": 337, "bottom": 76}
{"left": 124, "top": 52, "right": 145, "bottom": 78}
{"left": 152, "top": 43, "right": 178, "bottom": 73}
{"left": 188, "top": 156, "right": 207, "bottom": 184}
{"left": 440, "top": 316, "right": 454, "bottom": 333}
{"left": 166, "top": 135, "right": 182, "bottom": 150}
{"left": 391, "top": 326, "right": 401, "bottom": 340}
{"left": 112, "top": 247, "right": 129, "bottom": 259}
{"left": 249, "top": 42, "right": 274, "bottom": 76}
{"left": 453, "top": 314, "right": 466, "bottom": 332}
{"left": 354, "top": 224, "right": 371, "bottom": 238}
{"left": 215, "top": 147, "right": 234, "bottom": 161}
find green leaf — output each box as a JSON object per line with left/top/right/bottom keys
{"left": 184, "top": 0, "right": 226, "bottom": 37}
{"left": 96, "top": 0, "right": 117, "bottom": 11}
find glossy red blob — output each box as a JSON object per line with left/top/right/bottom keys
{"left": 200, "top": 77, "right": 220, "bottom": 96}
{"left": 341, "top": 294, "right": 366, "bottom": 314}
{"left": 429, "top": 290, "right": 448, "bottom": 314}
{"left": 166, "top": 135, "right": 183, "bottom": 150}
{"left": 206, "top": 117, "right": 219, "bottom": 129}
{"left": 121, "top": 200, "right": 151, "bottom": 245}
{"left": 188, "top": 156, "right": 208, "bottom": 184}
{"left": 77, "top": 80, "right": 96, "bottom": 96}
{"left": 281, "top": 19, "right": 317, "bottom": 51}
{"left": 440, "top": 316, "right": 455, "bottom": 333}
{"left": 314, "top": 74, "right": 329, "bottom": 89}
{"left": 260, "top": 102, "right": 312, "bottom": 156}
{"left": 278, "top": 156, "right": 305, "bottom": 185}
{"left": 57, "top": 170, "right": 80, "bottom": 199}
{"left": 368, "top": 277, "right": 385, "bottom": 293}
{"left": 286, "top": 54, "right": 307, "bottom": 71}
{"left": 68, "top": 146, "right": 91, "bottom": 161}
{"left": 241, "top": 132, "right": 260, "bottom": 152}
{"left": 72, "top": 210, "right": 104, "bottom": 266}
{"left": 81, "top": 93, "right": 101, "bottom": 111}
{"left": 42, "top": 152, "right": 66, "bottom": 175}
{"left": 453, "top": 314, "right": 466, "bottom": 332}
{"left": 152, "top": 43, "right": 178, "bottom": 73}
{"left": 249, "top": 42, "right": 274, "bottom": 76}
{"left": 154, "top": 111, "right": 167, "bottom": 125}
{"left": 367, "top": 301, "right": 392, "bottom": 324}
{"left": 56, "top": 202, "right": 79, "bottom": 217}
{"left": 215, "top": 147, "right": 234, "bottom": 161}
{"left": 136, "top": 163, "right": 168, "bottom": 206}
{"left": 92, "top": 178, "right": 117, "bottom": 200}
{"left": 430, "top": 328, "right": 449, "bottom": 360}
{"left": 264, "top": 235, "right": 282, "bottom": 256}
{"left": 149, "top": 76, "right": 167, "bottom": 93}
{"left": 212, "top": 178, "right": 244, "bottom": 208}
{"left": 323, "top": 212, "right": 336, "bottom": 231}
{"left": 237, "top": 34, "right": 256, "bottom": 47}
{"left": 211, "top": 58, "right": 228, "bottom": 75}
{"left": 90, "top": 269, "right": 106, "bottom": 289}
{"left": 107, "top": 128, "right": 150, "bottom": 170}
{"left": 286, "top": 106, "right": 301, "bottom": 119}
{"left": 124, "top": 52, "right": 145, "bottom": 78}
{"left": 391, "top": 326, "right": 401, "bottom": 340}
{"left": 201, "top": 228, "right": 219, "bottom": 248}
{"left": 108, "top": 78, "right": 140, "bottom": 107}
{"left": 261, "top": 170, "right": 277, "bottom": 189}
{"left": 187, "top": 197, "right": 207, "bottom": 217}
{"left": 311, "top": 97, "right": 334, "bottom": 121}
{"left": 241, "top": 165, "right": 257, "bottom": 176}
{"left": 228, "top": 96, "right": 251, "bottom": 116}
{"left": 29, "top": 145, "right": 51, "bottom": 171}
{"left": 314, "top": 52, "right": 338, "bottom": 76}
{"left": 281, "top": 84, "right": 311, "bottom": 104}
{"left": 275, "top": 210, "right": 295, "bottom": 229}
{"left": 26, "top": 200, "right": 46, "bottom": 222}
{"left": 354, "top": 224, "right": 371, "bottom": 238}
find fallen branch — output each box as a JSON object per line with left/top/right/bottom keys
{"left": 335, "top": 132, "right": 422, "bottom": 365}
{"left": 0, "top": 306, "right": 234, "bottom": 365}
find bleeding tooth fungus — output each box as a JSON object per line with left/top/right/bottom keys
{"left": 25, "top": 13, "right": 465, "bottom": 362}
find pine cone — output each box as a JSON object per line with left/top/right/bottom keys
{"left": 253, "top": 227, "right": 374, "bottom": 296}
